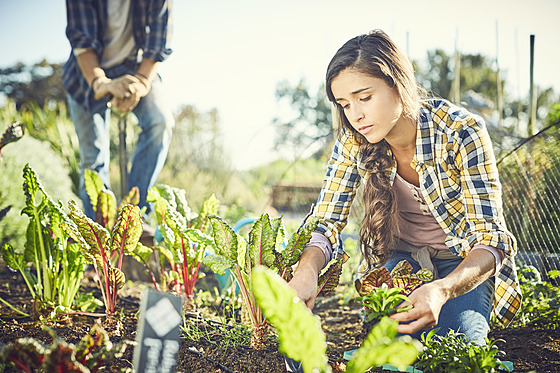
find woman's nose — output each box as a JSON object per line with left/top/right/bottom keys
{"left": 349, "top": 107, "right": 364, "bottom": 122}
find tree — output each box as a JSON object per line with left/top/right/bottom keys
{"left": 273, "top": 79, "right": 334, "bottom": 160}
{"left": 0, "top": 60, "right": 66, "bottom": 109}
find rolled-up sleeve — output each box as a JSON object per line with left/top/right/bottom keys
{"left": 139, "top": 0, "right": 173, "bottom": 62}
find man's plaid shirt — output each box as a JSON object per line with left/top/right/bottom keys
{"left": 311, "top": 99, "right": 521, "bottom": 326}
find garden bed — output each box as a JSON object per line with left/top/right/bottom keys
{"left": 0, "top": 266, "right": 559, "bottom": 372}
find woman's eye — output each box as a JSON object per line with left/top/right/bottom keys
{"left": 360, "top": 95, "right": 371, "bottom": 102}
{"left": 341, "top": 103, "right": 350, "bottom": 110}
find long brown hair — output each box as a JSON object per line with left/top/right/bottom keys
{"left": 325, "top": 29, "right": 425, "bottom": 268}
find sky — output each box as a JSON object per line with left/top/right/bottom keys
{"left": 1, "top": 0, "right": 559, "bottom": 169}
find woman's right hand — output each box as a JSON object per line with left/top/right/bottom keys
{"left": 288, "top": 268, "right": 319, "bottom": 309}
{"left": 287, "top": 245, "right": 326, "bottom": 310}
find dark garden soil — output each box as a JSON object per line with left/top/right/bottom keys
{"left": 1, "top": 264, "right": 559, "bottom": 373}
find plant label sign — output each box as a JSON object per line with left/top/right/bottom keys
{"left": 133, "top": 289, "right": 182, "bottom": 373}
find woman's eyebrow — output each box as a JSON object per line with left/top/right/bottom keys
{"left": 335, "top": 87, "right": 372, "bottom": 102}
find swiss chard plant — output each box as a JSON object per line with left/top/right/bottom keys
{"left": 203, "top": 213, "right": 339, "bottom": 350}
{"left": 1, "top": 165, "right": 85, "bottom": 316}
{"left": 0, "top": 322, "right": 134, "bottom": 373}
{"left": 84, "top": 169, "right": 142, "bottom": 233}
{"left": 61, "top": 200, "right": 142, "bottom": 332}
{"left": 357, "top": 260, "right": 433, "bottom": 323}
{"left": 144, "top": 185, "right": 218, "bottom": 306}
{"left": 252, "top": 266, "right": 422, "bottom": 373}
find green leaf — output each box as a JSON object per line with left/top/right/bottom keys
{"left": 1, "top": 243, "right": 26, "bottom": 272}
{"left": 346, "top": 317, "right": 421, "bottom": 373}
{"left": 131, "top": 243, "right": 154, "bottom": 265}
{"left": 203, "top": 253, "right": 234, "bottom": 276}
{"left": 317, "top": 253, "right": 347, "bottom": 295}
{"left": 95, "top": 189, "right": 117, "bottom": 229}
{"left": 252, "top": 266, "right": 331, "bottom": 373}
{"left": 109, "top": 204, "right": 142, "bottom": 257}
{"left": 281, "top": 217, "right": 319, "bottom": 268}
{"left": 84, "top": 169, "right": 104, "bottom": 213}
{"left": 208, "top": 215, "right": 238, "bottom": 262}
{"left": 247, "top": 214, "right": 276, "bottom": 268}
{"left": 65, "top": 200, "right": 109, "bottom": 265}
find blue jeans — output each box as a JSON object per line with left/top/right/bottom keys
{"left": 67, "top": 67, "right": 174, "bottom": 220}
{"left": 384, "top": 250, "right": 494, "bottom": 345}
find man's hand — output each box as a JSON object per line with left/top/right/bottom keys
{"left": 92, "top": 75, "right": 138, "bottom": 101}
{"left": 111, "top": 74, "right": 151, "bottom": 113}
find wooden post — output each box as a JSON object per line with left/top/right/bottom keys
{"left": 528, "top": 34, "right": 537, "bottom": 136}
{"left": 496, "top": 21, "right": 503, "bottom": 129}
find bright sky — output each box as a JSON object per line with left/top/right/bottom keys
{"left": 2, "top": 0, "right": 559, "bottom": 169}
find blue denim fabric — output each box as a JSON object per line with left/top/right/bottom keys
{"left": 67, "top": 65, "right": 174, "bottom": 219}
{"left": 384, "top": 250, "right": 494, "bottom": 345}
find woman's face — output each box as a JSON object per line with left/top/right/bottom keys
{"left": 330, "top": 68, "right": 404, "bottom": 144}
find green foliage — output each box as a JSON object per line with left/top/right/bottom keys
{"left": 0, "top": 323, "right": 134, "bottom": 373}
{"left": 146, "top": 185, "right": 218, "bottom": 300}
{"left": 415, "top": 329, "right": 509, "bottom": 373}
{"left": 252, "top": 266, "right": 330, "bottom": 373}
{"left": 252, "top": 266, "right": 421, "bottom": 373}
{"left": 510, "top": 265, "right": 560, "bottom": 328}
{"left": 357, "top": 283, "right": 412, "bottom": 322}
{"left": 1, "top": 165, "right": 84, "bottom": 314}
{"left": 203, "top": 213, "right": 319, "bottom": 349}
{"left": 61, "top": 200, "right": 142, "bottom": 319}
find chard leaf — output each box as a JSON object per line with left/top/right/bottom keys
{"left": 252, "top": 266, "right": 331, "bottom": 373}
{"left": 95, "top": 189, "right": 117, "bottom": 229}
{"left": 1, "top": 243, "right": 26, "bottom": 272}
{"left": 317, "top": 253, "right": 348, "bottom": 295}
{"left": 109, "top": 267, "right": 126, "bottom": 290}
{"left": 391, "top": 276, "right": 423, "bottom": 296}
{"left": 131, "top": 243, "right": 154, "bottom": 265}
{"left": 203, "top": 253, "right": 234, "bottom": 275}
{"left": 65, "top": 200, "right": 110, "bottom": 265}
{"left": 109, "top": 204, "right": 142, "bottom": 256}
{"left": 84, "top": 169, "right": 104, "bottom": 213}
{"left": 247, "top": 214, "right": 275, "bottom": 268}
{"left": 118, "top": 186, "right": 140, "bottom": 210}
{"left": 414, "top": 268, "right": 434, "bottom": 282}
{"left": 359, "top": 267, "right": 392, "bottom": 295}
{"left": 389, "top": 260, "right": 413, "bottom": 278}
{"left": 281, "top": 217, "right": 320, "bottom": 268}
{"left": 208, "top": 215, "right": 238, "bottom": 262}
{"left": 346, "top": 317, "right": 421, "bottom": 373}
{"left": 184, "top": 228, "right": 214, "bottom": 248}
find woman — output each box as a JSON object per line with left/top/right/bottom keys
{"left": 289, "top": 29, "right": 521, "bottom": 345}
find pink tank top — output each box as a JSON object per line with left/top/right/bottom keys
{"left": 394, "top": 173, "right": 448, "bottom": 250}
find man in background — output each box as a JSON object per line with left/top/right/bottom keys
{"left": 62, "top": 0, "right": 175, "bottom": 245}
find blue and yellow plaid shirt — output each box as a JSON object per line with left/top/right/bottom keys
{"left": 62, "top": 0, "right": 173, "bottom": 107}
{"left": 311, "top": 99, "right": 521, "bottom": 326}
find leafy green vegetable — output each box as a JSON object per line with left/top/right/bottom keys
{"left": 146, "top": 185, "right": 218, "bottom": 302}
{"left": 252, "top": 266, "right": 330, "bottom": 373}
{"left": 61, "top": 200, "right": 142, "bottom": 322}
{"left": 252, "top": 266, "right": 421, "bottom": 373}
{"left": 203, "top": 213, "right": 319, "bottom": 349}
{"left": 415, "top": 329, "right": 509, "bottom": 373}
{"left": 1, "top": 165, "right": 85, "bottom": 315}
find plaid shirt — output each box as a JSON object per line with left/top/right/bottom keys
{"left": 62, "top": 0, "right": 173, "bottom": 106}
{"left": 311, "top": 99, "right": 521, "bottom": 326}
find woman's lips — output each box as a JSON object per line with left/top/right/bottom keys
{"left": 359, "top": 124, "right": 373, "bottom": 134}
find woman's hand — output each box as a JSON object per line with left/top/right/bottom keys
{"left": 389, "top": 280, "right": 448, "bottom": 334}
{"left": 287, "top": 245, "right": 326, "bottom": 310}
{"left": 288, "top": 268, "right": 319, "bottom": 309}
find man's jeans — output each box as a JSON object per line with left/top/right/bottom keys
{"left": 67, "top": 69, "right": 174, "bottom": 220}
{"left": 384, "top": 250, "right": 495, "bottom": 345}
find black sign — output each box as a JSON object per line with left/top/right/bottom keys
{"left": 133, "top": 289, "right": 182, "bottom": 373}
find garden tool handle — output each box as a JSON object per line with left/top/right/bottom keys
{"left": 118, "top": 114, "right": 128, "bottom": 199}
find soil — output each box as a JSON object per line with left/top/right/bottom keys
{"left": 0, "top": 264, "right": 559, "bottom": 373}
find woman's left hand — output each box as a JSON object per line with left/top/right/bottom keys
{"left": 389, "top": 281, "right": 448, "bottom": 334}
